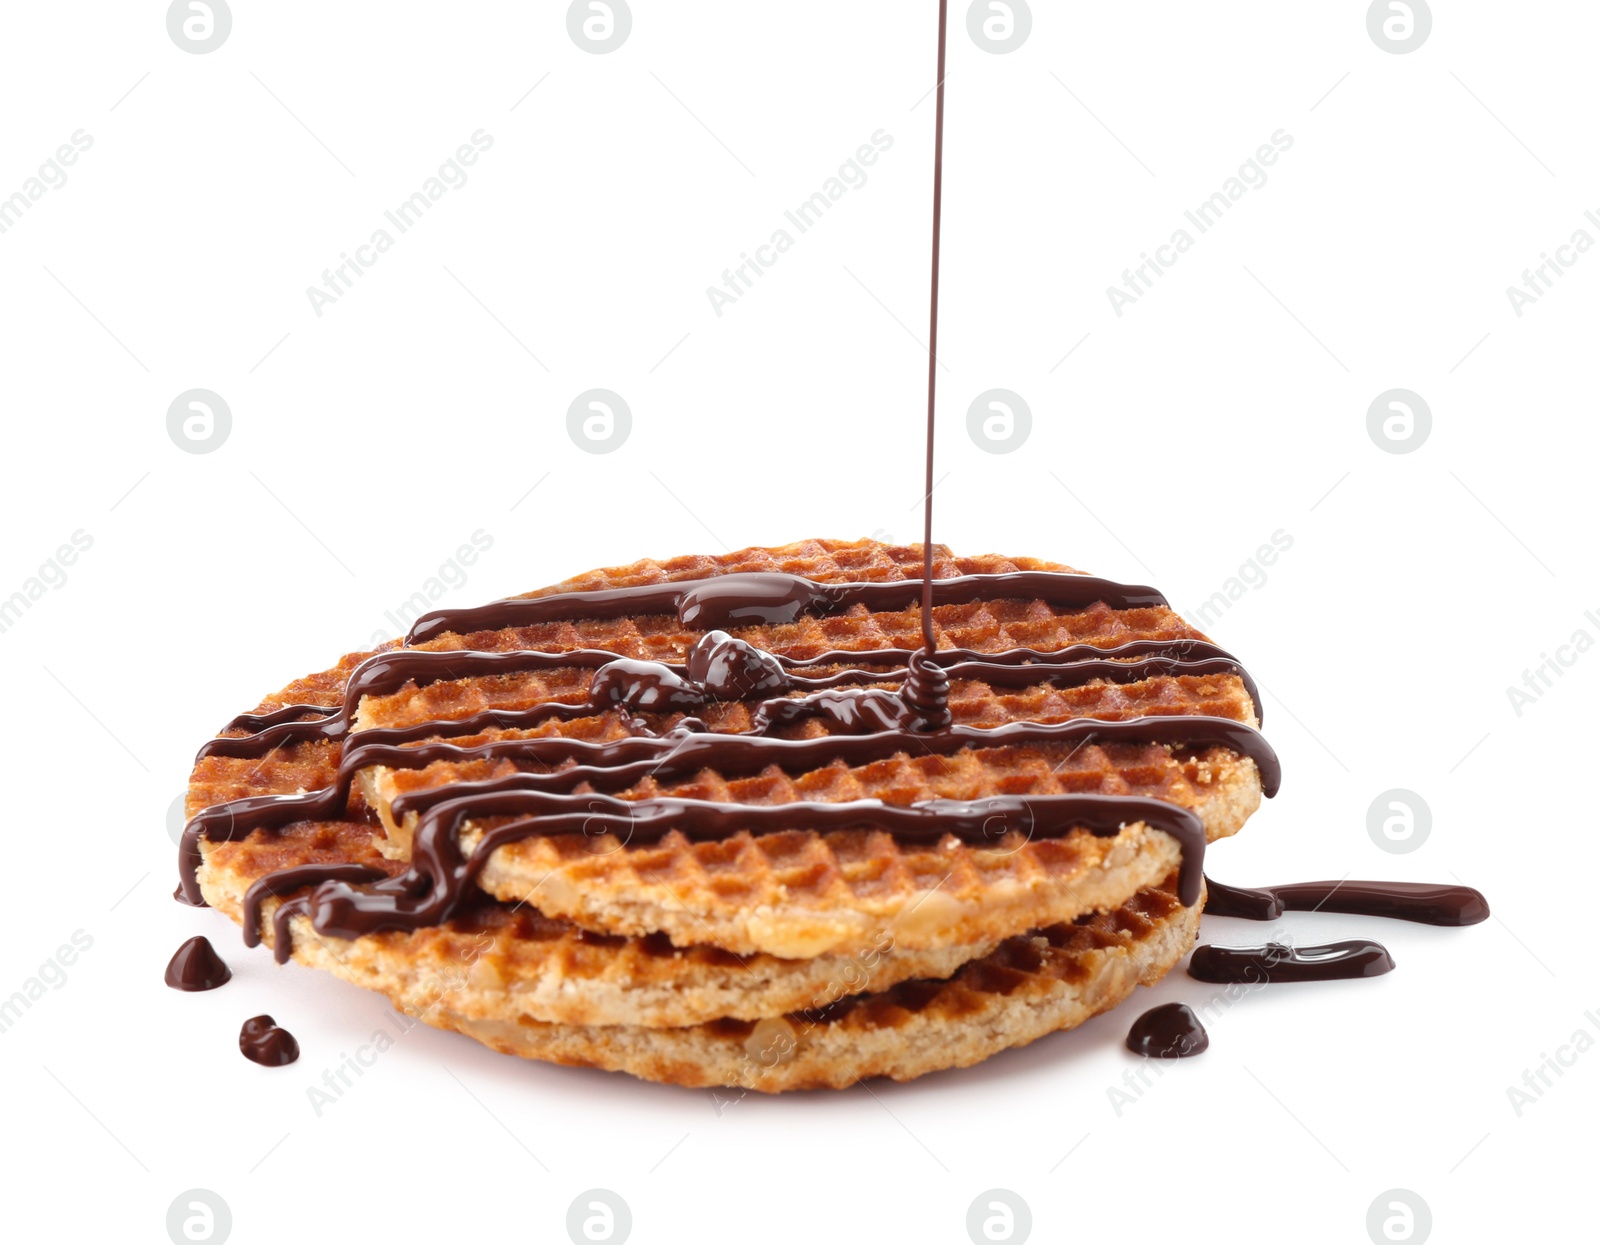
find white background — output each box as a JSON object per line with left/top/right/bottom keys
{"left": 1, "top": 2, "right": 1595, "bottom": 1241}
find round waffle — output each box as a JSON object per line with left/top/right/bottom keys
{"left": 439, "top": 881, "right": 1200, "bottom": 1092}
{"left": 181, "top": 539, "right": 1275, "bottom": 1087}
{"left": 186, "top": 540, "right": 1267, "bottom": 959}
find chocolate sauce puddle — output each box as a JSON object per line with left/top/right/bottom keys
{"left": 1204, "top": 877, "right": 1487, "bottom": 926}
{"left": 1188, "top": 939, "right": 1395, "bottom": 983}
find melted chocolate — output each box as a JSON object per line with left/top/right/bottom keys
{"left": 1203, "top": 877, "right": 1487, "bottom": 926}
{"left": 181, "top": 712, "right": 1278, "bottom": 907}
{"left": 1188, "top": 939, "right": 1395, "bottom": 983}
{"left": 901, "top": 650, "right": 952, "bottom": 729}
{"left": 196, "top": 647, "right": 624, "bottom": 760}
{"left": 688, "top": 631, "right": 788, "bottom": 697}
{"left": 274, "top": 792, "right": 1206, "bottom": 951}
{"left": 199, "top": 637, "right": 1262, "bottom": 769}
{"left": 750, "top": 686, "right": 928, "bottom": 734}
{"left": 1126, "top": 1002, "right": 1208, "bottom": 1058}
{"left": 222, "top": 701, "right": 339, "bottom": 733}
{"left": 239, "top": 1014, "right": 299, "bottom": 1066}
{"left": 1202, "top": 877, "right": 1284, "bottom": 920}
{"left": 680, "top": 573, "right": 835, "bottom": 630}
{"left": 164, "top": 936, "right": 231, "bottom": 991}
{"left": 1265, "top": 880, "right": 1487, "bottom": 927}
{"left": 589, "top": 659, "right": 707, "bottom": 714}
{"left": 241, "top": 863, "right": 388, "bottom": 954}
{"left": 920, "top": 0, "right": 947, "bottom": 658}
{"left": 407, "top": 570, "right": 1169, "bottom": 646}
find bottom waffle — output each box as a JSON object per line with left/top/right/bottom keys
{"left": 428, "top": 882, "right": 1198, "bottom": 1091}
{"left": 200, "top": 820, "right": 1197, "bottom": 1088}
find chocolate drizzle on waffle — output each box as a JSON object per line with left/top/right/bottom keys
{"left": 281, "top": 793, "right": 1205, "bottom": 959}
{"left": 178, "top": 566, "right": 1281, "bottom": 945}
{"left": 198, "top": 631, "right": 1263, "bottom": 763}
{"left": 407, "top": 570, "right": 1168, "bottom": 644}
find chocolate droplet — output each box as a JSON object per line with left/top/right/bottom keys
{"left": 1126, "top": 1002, "right": 1208, "bottom": 1058}
{"left": 239, "top": 1014, "right": 299, "bottom": 1066}
{"left": 164, "top": 935, "right": 232, "bottom": 991}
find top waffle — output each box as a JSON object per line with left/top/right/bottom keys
{"left": 185, "top": 539, "right": 1268, "bottom": 960}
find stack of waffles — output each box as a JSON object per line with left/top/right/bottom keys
{"left": 189, "top": 539, "right": 1269, "bottom": 1090}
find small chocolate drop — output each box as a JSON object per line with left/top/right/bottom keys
{"left": 240, "top": 1014, "right": 299, "bottom": 1066}
{"left": 164, "top": 935, "right": 232, "bottom": 991}
{"left": 1126, "top": 1002, "right": 1208, "bottom": 1058}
